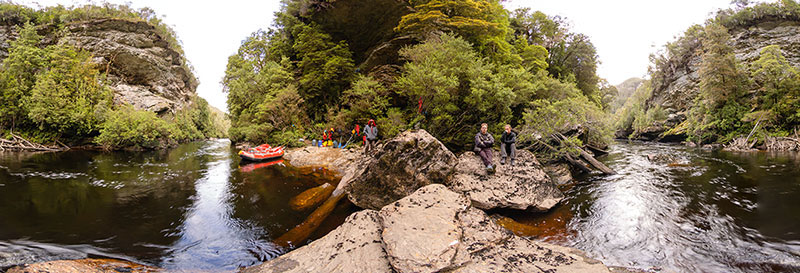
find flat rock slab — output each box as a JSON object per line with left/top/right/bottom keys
{"left": 449, "top": 149, "right": 564, "bottom": 211}
{"left": 7, "top": 258, "right": 159, "bottom": 273}
{"left": 284, "top": 146, "right": 362, "bottom": 175}
{"left": 243, "top": 184, "right": 609, "bottom": 273}
{"left": 242, "top": 210, "right": 393, "bottom": 273}
{"left": 380, "top": 184, "right": 470, "bottom": 273}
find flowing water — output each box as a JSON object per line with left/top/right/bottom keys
{"left": 2, "top": 140, "right": 800, "bottom": 272}
{"left": 0, "top": 139, "right": 355, "bottom": 272}
{"left": 507, "top": 142, "right": 800, "bottom": 272}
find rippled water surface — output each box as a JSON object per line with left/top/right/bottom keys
{"left": 0, "top": 140, "right": 354, "bottom": 271}
{"left": 511, "top": 142, "right": 800, "bottom": 272}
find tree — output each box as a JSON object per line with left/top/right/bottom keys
{"left": 395, "top": 33, "right": 518, "bottom": 148}
{"left": 25, "top": 44, "right": 112, "bottom": 137}
{"left": 698, "top": 23, "right": 742, "bottom": 107}
{"left": 751, "top": 45, "right": 799, "bottom": 108}
{"left": 395, "top": 0, "right": 511, "bottom": 58}
{"left": 0, "top": 23, "right": 45, "bottom": 129}
{"left": 292, "top": 22, "right": 355, "bottom": 120}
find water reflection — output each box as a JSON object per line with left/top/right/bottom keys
{"left": 548, "top": 143, "right": 800, "bottom": 272}
{"left": 160, "top": 140, "right": 273, "bottom": 271}
{"left": 0, "top": 139, "right": 353, "bottom": 271}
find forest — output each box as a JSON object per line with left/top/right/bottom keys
{"left": 224, "top": 0, "right": 617, "bottom": 154}
{"left": 616, "top": 0, "right": 800, "bottom": 146}
{"left": 0, "top": 3, "right": 227, "bottom": 150}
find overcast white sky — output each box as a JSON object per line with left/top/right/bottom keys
{"left": 18, "top": 0, "right": 770, "bottom": 111}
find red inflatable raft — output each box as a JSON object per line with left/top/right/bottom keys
{"left": 239, "top": 144, "right": 284, "bottom": 162}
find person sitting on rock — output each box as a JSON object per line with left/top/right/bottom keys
{"left": 500, "top": 124, "right": 517, "bottom": 166}
{"left": 363, "top": 119, "right": 378, "bottom": 154}
{"left": 474, "top": 123, "right": 495, "bottom": 173}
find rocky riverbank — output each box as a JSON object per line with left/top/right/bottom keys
{"left": 243, "top": 184, "right": 609, "bottom": 273}
{"left": 9, "top": 129, "right": 607, "bottom": 272}
{"left": 250, "top": 129, "right": 611, "bottom": 272}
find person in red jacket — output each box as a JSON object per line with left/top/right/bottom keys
{"left": 362, "top": 119, "right": 378, "bottom": 154}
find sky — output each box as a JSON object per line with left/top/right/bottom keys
{"left": 17, "top": 0, "right": 771, "bottom": 112}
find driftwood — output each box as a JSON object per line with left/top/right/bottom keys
{"left": 765, "top": 136, "right": 800, "bottom": 151}
{"left": 554, "top": 133, "right": 616, "bottom": 175}
{"left": 532, "top": 138, "right": 593, "bottom": 173}
{"left": 584, "top": 144, "right": 609, "bottom": 157}
{"left": 0, "top": 133, "right": 67, "bottom": 152}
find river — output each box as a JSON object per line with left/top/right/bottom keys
{"left": 506, "top": 141, "right": 800, "bottom": 272}
{"left": 0, "top": 139, "right": 354, "bottom": 272}
{"left": 1, "top": 140, "right": 799, "bottom": 272}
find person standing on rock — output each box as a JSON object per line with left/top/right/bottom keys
{"left": 500, "top": 124, "right": 517, "bottom": 166}
{"left": 363, "top": 119, "right": 378, "bottom": 154}
{"left": 474, "top": 123, "right": 495, "bottom": 173}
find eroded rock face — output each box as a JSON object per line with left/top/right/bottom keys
{"left": 449, "top": 149, "right": 564, "bottom": 211}
{"left": 0, "top": 18, "right": 196, "bottom": 114}
{"left": 345, "top": 129, "right": 457, "bottom": 209}
{"left": 61, "top": 19, "right": 196, "bottom": 113}
{"left": 380, "top": 184, "right": 471, "bottom": 272}
{"left": 625, "top": 19, "right": 800, "bottom": 142}
{"left": 543, "top": 163, "right": 573, "bottom": 185}
{"left": 243, "top": 184, "right": 609, "bottom": 273}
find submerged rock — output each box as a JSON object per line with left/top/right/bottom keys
{"left": 449, "top": 150, "right": 564, "bottom": 211}
{"left": 243, "top": 184, "right": 609, "bottom": 273}
{"left": 344, "top": 129, "right": 457, "bottom": 210}
{"left": 289, "top": 183, "right": 334, "bottom": 211}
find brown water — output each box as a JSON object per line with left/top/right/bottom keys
{"left": 506, "top": 142, "right": 800, "bottom": 272}
{"left": 0, "top": 139, "right": 355, "bottom": 272}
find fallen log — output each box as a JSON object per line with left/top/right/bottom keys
{"left": 554, "top": 133, "right": 616, "bottom": 175}
{"left": 529, "top": 138, "right": 592, "bottom": 174}
{"left": 584, "top": 144, "right": 609, "bottom": 157}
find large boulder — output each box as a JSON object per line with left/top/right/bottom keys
{"left": 448, "top": 149, "right": 564, "bottom": 211}
{"left": 243, "top": 184, "right": 609, "bottom": 273}
{"left": 344, "top": 129, "right": 457, "bottom": 209}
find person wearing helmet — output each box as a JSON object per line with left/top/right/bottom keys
{"left": 363, "top": 119, "right": 378, "bottom": 154}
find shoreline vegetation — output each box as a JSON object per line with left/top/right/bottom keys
{"left": 0, "top": 3, "right": 229, "bottom": 151}
{"left": 223, "top": 0, "right": 615, "bottom": 159}
{"left": 615, "top": 0, "right": 800, "bottom": 151}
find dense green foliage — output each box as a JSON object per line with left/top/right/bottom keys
{"left": 225, "top": 0, "right": 612, "bottom": 152}
{"left": 616, "top": 0, "right": 800, "bottom": 144}
{"left": 0, "top": 3, "right": 225, "bottom": 149}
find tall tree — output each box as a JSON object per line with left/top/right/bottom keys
{"left": 698, "top": 23, "right": 742, "bottom": 107}
{"left": 292, "top": 22, "right": 355, "bottom": 120}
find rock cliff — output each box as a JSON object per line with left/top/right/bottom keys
{"left": 0, "top": 18, "right": 197, "bottom": 114}
{"left": 625, "top": 19, "right": 800, "bottom": 141}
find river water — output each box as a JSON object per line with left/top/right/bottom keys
{"left": 507, "top": 142, "right": 800, "bottom": 272}
{"left": 0, "top": 139, "right": 354, "bottom": 272}
{"left": 1, "top": 140, "right": 799, "bottom": 272}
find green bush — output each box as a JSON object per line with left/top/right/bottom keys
{"left": 95, "top": 106, "right": 172, "bottom": 149}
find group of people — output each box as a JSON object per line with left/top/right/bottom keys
{"left": 474, "top": 123, "right": 517, "bottom": 173}
{"left": 319, "top": 119, "right": 379, "bottom": 155}
{"left": 319, "top": 120, "right": 516, "bottom": 174}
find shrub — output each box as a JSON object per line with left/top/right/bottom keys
{"left": 95, "top": 106, "right": 172, "bottom": 149}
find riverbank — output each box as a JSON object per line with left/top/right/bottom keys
{"left": 242, "top": 129, "right": 614, "bottom": 272}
